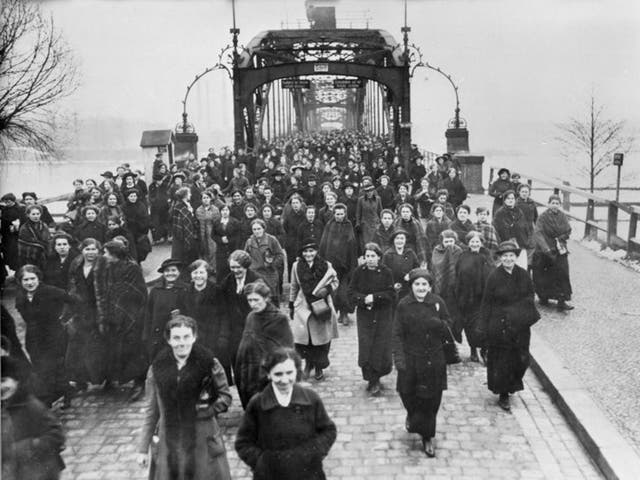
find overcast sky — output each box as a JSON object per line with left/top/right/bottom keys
{"left": 40, "top": 0, "right": 640, "bottom": 182}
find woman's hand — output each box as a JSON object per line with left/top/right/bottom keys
{"left": 364, "top": 294, "right": 374, "bottom": 305}
{"left": 393, "top": 283, "right": 402, "bottom": 291}
{"left": 221, "top": 236, "right": 228, "bottom": 244}
{"left": 137, "top": 453, "right": 148, "bottom": 468}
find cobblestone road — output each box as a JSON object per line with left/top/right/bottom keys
{"left": 58, "top": 316, "right": 602, "bottom": 480}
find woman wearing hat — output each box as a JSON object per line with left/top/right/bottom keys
{"left": 532, "top": 195, "right": 574, "bottom": 311}
{"left": 392, "top": 268, "right": 450, "bottom": 457}
{"left": 244, "top": 219, "right": 285, "bottom": 303}
{"left": 18, "top": 205, "right": 50, "bottom": 271}
{"left": 489, "top": 168, "right": 513, "bottom": 216}
{"left": 382, "top": 229, "right": 420, "bottom": 302}
{"left": 145, "top": 259, "right": 188, "bottom": 362}
{"left": 493, "top": 190, "right": 529, "bottom": 269}
{"left": 289, "top": 240, "right": 339, "bottom": 381}
{"left": 431, "top": 229, "right": 463, "bottom": 341}
{"left": 355, "top": 179, "right": 382, "bottom": 253}
{"left": 171, "top": 187, "right": 199, "bottom": 267}
{"left": 478, "top": 240, "right": 540, "bottom": 412}
{"left": 348, "top": 242, "right": 395, "bottom": 396}
{"left": 1, "top": 356, "right": 66, "bottom": 480}
{"left": 122, "top": 188, "right": 152, "bottom": 263}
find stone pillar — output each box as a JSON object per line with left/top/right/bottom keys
{"left": 445, "top": 127, "right": 469, "bottom": 154}
{"left": 455, "top": 154, "right": 485, "bottom": 194}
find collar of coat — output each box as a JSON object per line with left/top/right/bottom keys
{"left": 259, "top": 383, "right": 313, "bottom": 410}
{"left": 403, "top": 291, "right": 440, "bottom": 306}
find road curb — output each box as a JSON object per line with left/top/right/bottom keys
{"left": 529, "top": 331, "right": 640, "bottom": 480}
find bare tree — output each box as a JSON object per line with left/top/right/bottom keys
{"left": 556, "top": 95, "right": 635, "bottom": 192}
{"left": 0, "top": 0, "right": 79, "bottom": 156}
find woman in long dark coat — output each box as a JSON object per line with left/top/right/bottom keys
{"left": 43, "top": 232, "right": 79, "bottom": 291}
{"left": 437, "top": 168, "right": 467, "bottom": 209}
{"left": 1, "top": 193, "right": 23, "bottom": 272}
{"left": 171, "top": 187, "right": 199, "bottom": 266}
{"left": 96, "top": 240, "right": 148, "bottom": 401}
{"left": 289, "top": 241, "right": 339, "bottom": 381}
{"left": 14, "top": 265, "right": 71, "bottom": 406}
{"left": 183, "top": 260, "right": 229, "bottom": 363}
{"left": 121, "top": 188, "right": 152, "bottom": 263}
{"left": 489, "top": 168, "right": 513, "bottom": 216}
{"left": 355, "top": 183, "right": 382, "bottom": 251}
{"left": 137, "top": 316, "right": 232, "bottom": 480}
{"left": 455, "top": 231, "right": 494, "bottom": 362}
{"left": 235, "top": 348, "right": 336, "bottom": 480}
{"left": 393, "top": 204, "right": 428, "bottom": 266}
{"left": 431, "top": 230, "right": 463, "bottom": 341}
{"left": 532, "top": 194, "right": 574, "bottom": 311}
{"left": 448, "top": 205, "right": 476, "bottom": 247}
{"left": 392, "top": 269, "right": 450, "bottom": 457}
{"left": 381, "top": 229, "right": 420, "bottom": 302}
{"left": 211, "top": 205, "right": 242, "bottom": 282}
{"left": 18, "top": 205, "right": 50, "bottom": 271}
{"left": 281, "top": 194, "right": 306, "bottom": 277}
{"left": 65, "top": 239, "right": 109, "bottom": 393}
{"left": 348, "top": 242, "right": 395, "bottom": 396}
{"left": 478, "top": 240, "right": 540, "bottom": 412}
{"left": 235, "top": 281, "right": 293, "bottom": 409}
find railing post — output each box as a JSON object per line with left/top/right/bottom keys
{"left": 607, "top": 203, "right": 618, "bottom": 247}
{"left": 629, "top": 210, "right": 638, "bottom": 253}
{"left": 488, "top": 167, "right": 494, "bottom": 193}
{"left": 562, "top": 181, "right": 571, "bottom": 211}
{"left": 584, "top": 199, "right": 595, "bottom": 239}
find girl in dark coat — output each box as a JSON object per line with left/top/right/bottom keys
{"left": 431, "top": 230, "right": 463, "bottom": 341}
{"left": 96, "top": 241, "right": 148, "bottom": 401}
{"left": 532, "top": 195, "right": 574, "bottom": 310}
{"left": 372, "top": 209, "right": 395, "bottom": 252}
{"left": 183, "top": 260, "right": 229, "bottom": 360}
{"left": 348, "top": 243, "right": 395, "bottom": 395}
{"left": 0, "top": 193, "right": 22, "bottom": 271}
{"left": 43, "top": 232, "right": 79, "bottom": 291}
{"left": 478, "top": 241, "right": 540, "bottom": 412}
{"left": 296, "top": 205, "right": 324, "bottom": 256}
{"left": 489, "top": 168, "right": 513, "bottom": 216}
{"left": 122, "top": 189, "right": 152, "bottom": 263}
{"left": 74, "top": 206, "right": 108, "bottom": 244}
{"left": 211, "top": 205, "right": 242, "bottom": 282}
{"left": 235, "top": 348, "right": 336, "bottom": 480}
{"left": 392, "top": 269, "right": 450, "bottom": 458}
{"left": 381, "top": 229, "right": 420, "bottom": 301}
{"left": 14, "top": 265, "right": 71, "bottom": 406}
{"left": 137, "top": 316, "right": 232, "bottom": 480}
{"left": 18, "top": 205, "right": 50, "bottom": 271}
{"left": 437, "top": 168, "right": 467, "bottom": 209}
{"left": 493, "top": 190, "right": 529, "bottom": 268}
{"left": 455, "top": 232, "right": 494, "bottom": 362}
{"left": 235, "top": 281, "right": 294, "bottom": 409}
{"left": 65, "top": 239, "right": 109, "bottom": 391}
{"left": 220, "top": 250, "right": 264, "bottom": 385}
{"left": 425, "top": 204, "right": 451, "bottom": 260}
{"left": 393, "top": 204, "right": 428, "bottom": 266}
{"left": 171, "top": 187, "right": 199, "bottom": 266}
{"left": 145, "top": 259, "right": 188, "bottom": 361}
{"left": 448, "top": 204, "right": 477, "bottom": 247}
{"left": 281, "top": 194, "right": 306, "bottom": 276}
{"left": 1, "top": 356, "right": 66, "bottom": 480}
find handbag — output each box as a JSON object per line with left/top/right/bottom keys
{"left": 442, "top": 325, "right": 461, "bottom": 365}
{"left": 310, "top": 298, "right": 331, "bottom": 317}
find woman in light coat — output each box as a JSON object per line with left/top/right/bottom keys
{"left": 289, "top": 240, "right": 339, "bottom": 381}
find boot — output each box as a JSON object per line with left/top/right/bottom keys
{"left": 469, "top": 347, "right": 479, "bottom": 362}
{"left": 303, "top": 362, "right": 313, "bottom": 380}
{"left": 422, "top": 437, "right": 436, "bottom": 457}
{"left": 128, "top": 380, "right": 145, "bottom": 402}
{"left": 498, "top": 393, "right": 511, "bottom": 412}
{"left": 557, "top": 298, "right": 574, "bottom": 311}
{"left": 368, "top": 379, "right": 381, "bottom": 396}
{"left": 314, "top": 368, "right": 324, "bottom": 381}
{"left": 480, "top": 348, "right": 488, "bottom": 365}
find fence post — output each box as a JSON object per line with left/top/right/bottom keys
{"left": 629, "top": 210, "right": 638, "bottom": 253}
{"left": 488, "top": 167, "right": 494, "bottom": 193}
{"left": 562, "top": 181, "right": 571, "bottom": 211}
{"left": 584, "top": 198, "right": 595, "bottom": 239}
{"left": 607, "top": 203, "right": 618, "bottom": 247}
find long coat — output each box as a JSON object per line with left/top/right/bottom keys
{"left": 15, "top": 284, "right": 70, "bottom": 405}
{"left": 478, "top": 265, "right": 540, "bottom": 394}
{"left": 171, "top": 201, "right": 199, "bottom": 265}
{"left": 18, "top": 219, "right": 50, "bottom": 270}
{"left": 532, "top": 208, "right": 573, "bottom": 300}
{"left": 145, "top": 281, "right": 189, "bottom": 361}
{"left": 348, "top": 264, "right": 395, "bottom": 380}
{"left": 289, "top": 259, "right": 339, "bottom": 346}
{"left": 235, "top": 384, "right": 337, "bottom": 480}
{"left": 2, "top": 388, "right": 66, "bottom": 480}
{"left": 234, "top": 303, "right": 294, "bottom": 409}
{"left": 183, "top": 283, "right": 229, "bottom": 363}
{"left": 381, "top": 248, "right": 420, "bottom": 301}
{"left": 95, "top": 258, "right": 148, "bottom": 383}
{"left": 244, "top": 233, "right": 285, "bottom": 299}
{"left": 393, "top": 216, "right": 428, "bottom": 264}
{"left": 392, "top": 292, "right": 449, "bottom": 398}
{"left": 355, "top": 194, "right": 382, "bottom": 248}
{"left": 211, "top": 217, "right": 243, "bottom": 281}
{"left": 137, "top": 345, "right": 232, "bottom": 480}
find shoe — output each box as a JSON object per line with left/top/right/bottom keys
{"left": 368, "top": 380, "right": 381, "bottom": 396}
{"left": 480, "top": 348, "right": 488, "bottom": 366}
{"left": 538, "top": 297, "right": 549, "bottom": 306}
{"left": 498, "top": 394, "right": 511, "bottom": 412}
{"left": 303, "top": 362, "right": 313, "bottom": 380}
{"left": 314, "top": 369, "right": 325, "bottom": 381}
{"left": 128, "top": 384, "right": 145, "bottom": 402}
{"left": 557, "top": 300, "right": 574, "bottom": 311}
{"left": 469, "top": 348, "right": 479, "bottom": 363}
{"left": 422, "top": 438, "right": 436, "bottom": 458}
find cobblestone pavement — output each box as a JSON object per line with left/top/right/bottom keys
{"left": 58, "top": 316, "right": 602, "bottom": 480}
{"left": 533, "top": 239, "right": 640, "bottom": 454}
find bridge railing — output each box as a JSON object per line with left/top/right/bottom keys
{"left": 488, "top": 166, "right": 640, "bottom": 255}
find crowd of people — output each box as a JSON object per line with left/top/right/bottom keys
{"left": 1, "top": 129, "right": 575, "bottom": 478}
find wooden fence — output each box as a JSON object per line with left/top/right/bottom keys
{"left": 488, "top": 167, "right": 640, "bottom": 255}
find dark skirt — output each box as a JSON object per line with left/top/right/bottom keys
{"left": 295, "top": 342, "right": 331, "bottom": 369}
{"left": 532, "top": 253, "right": 572, "bottom": 300}
{"left": 399, "top": 390, "right": 443, "bottom": 439}
{"left": 356, "top": 312, "right": 393, "bottom": 381}
{"left": 461, "top": 307, "right": 483, "bottom": 348}
{"left": 65, "top": 326, "right": 109, "bottom": 385}
{"left": 486, "top": 346, "right": 530, "bottom": 394}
